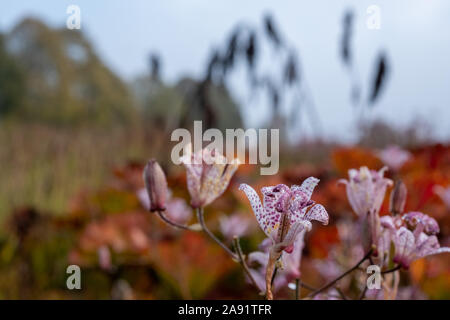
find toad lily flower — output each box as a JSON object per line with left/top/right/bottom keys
{"left": 379, "top": 211, "right": 450, "bottom": 269}
{"left": 403, "top": 211, "right": 439, "bottom": 236}
{"left": 239, "top": 177, "right": 328, "bottom": 299}
{"left": 339, "top": 167, "right": 393, "bottom": 253}
{"left": 393, "top": 227, "right": 450, "bottom": 269}
{"left": 339, "top": 167, "right": 393, "bottom": 217}
{"left": 180, "top": 145, "right": 240, "bottom": 208}
{"left": 239, "top": 177, "right": 328, "bottom": 254}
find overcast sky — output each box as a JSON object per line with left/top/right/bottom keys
{"left": 1, "top": 0, "right": 450, "bottom": 142}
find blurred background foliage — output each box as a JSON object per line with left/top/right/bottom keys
{"left": 0, "top": 11, "right": 448, "bottom": 299}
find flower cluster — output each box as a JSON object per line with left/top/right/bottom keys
{"left": 380, "top": 211, "right": 450, "bottom": 269}
{"left": 340, "top": 166, "right": 450, "bottom": 270}
{"left": 142, "top": 146, "right": 449, "bottom": 300}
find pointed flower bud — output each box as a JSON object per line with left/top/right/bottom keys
{"left": 390, "top": 180, "right": 407, "bottom": 215}
{"left": 143, "top": 159, "right": 168, "bottom": 212}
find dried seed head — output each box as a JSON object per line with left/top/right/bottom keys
{"left": 143, "top": 159, "right": 168, "bottom": 212}
{"left": 390, "top": 180, "right": 407, "bottom": 215}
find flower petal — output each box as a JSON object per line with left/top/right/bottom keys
{"left": 180, "top": 152, "right": 203, "bottom": 207}
{"left": 416, "top": 233, "right": 440, "bottom": 258}
{"left": 304, "top": 204, "right": 329, "bottom": 225}
{"left": 292, "top": 177, "right": 319, "bottom": 200}
{"left": 431, "top": 247, "right": 450, "bottom": 255}
{"left": 248, "top": 251, "right": 268, "bottom": 266}
{"left": 276, "top": 220, "right": 310, "bottom": 253}
{"left": 239, "top": 184, "right": 271, "bottom": 237}
{"left": 394, "top": 227, "right": 415, "bottom": 265}
{"left": 261, "top": 184, "right": 290, "bottom": 238}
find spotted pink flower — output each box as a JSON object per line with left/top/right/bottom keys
{"left": 239, "top": 177, "right": 328, "bottom": 254}
{"left": 378, "top": 211, "right": 449, "bottom": 269}
{"left": 180, "top": 146, "right": 239, "bottom": 208}
{"left": 403, "top": 211, "right": 439, "bottom": 236}
{"left": 393, "top": 226, "right": 450, "bottom": 269}
{"left": 339, "top": 166, "right": 393, "bottom": 252}
{"left": 377, "top": 145, "right": 412, "bottom": 171}
{"left": 339, "top": 166, "right": 393, "bottom": 217}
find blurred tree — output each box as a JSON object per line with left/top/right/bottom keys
{"left": 4, "top": 18, "right": 136, "bottom": 125}
{"left": 131, "top": 63, "right": 243, "bottom": 133}
{"left": 0, "top": 33, "right": 24, "bottom": 117}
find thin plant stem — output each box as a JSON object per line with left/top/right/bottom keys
{"left": 196, "top": 208, "right": 237, "bottom": 260}
{"left": 156, "top": 210, "right": 193, "bottom": 231}
{"left": 309, "top": 249, "right": 373, "bottom": 298}
{"left": 232, "top": 237, "right": 260, "bottom": 291}
{"left": 271, "top": 266, "right": 278, "bottom": 287}
{"left": 299, "top": 282, "right": 316, "bottom": 292}
{"left": 264, "top": 251, "right": 279, "bottom": 300}
{"left": 295, "top": 279, "right": 300, "bottom": 300}
{"left": 381, "top": 265, "right": 401, "bottom": 274}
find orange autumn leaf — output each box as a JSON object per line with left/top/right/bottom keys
{"left": 332, "top": 147, "right": 382, "bottom": 176}
{"left": 409, "top": 258, "right": 427, "bottom": 284}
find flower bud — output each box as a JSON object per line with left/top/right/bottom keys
{"left": 143, "top": 159, "right": 168, "bottom": 212}
{"left": 390, "top": 180, "right": 407, "bottom": 215}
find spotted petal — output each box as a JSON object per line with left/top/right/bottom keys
{"left": 394, "top": 227, "right": 415, "bottom": 265}
{"left": 304, "top": 204, "right": 329, "bottom": 225}
{"left": 292, "top": 177, "right": 319, "bottom": 200}
{"left": 239, "top": 184, "right": 268, "bottom": 236}
{"left": 182, "top": 163, "right": 202, "bottom": 206}
{"left": 416, "top": 233, "right": 440, "bottom": 258}
{"left": 202, "top": 159, "right": 239, "bottom": 206}
{"left": 261, "top": 184, "right": 290, "bottom": 238}
{"left": 275, "top": 220, "right": 311, "bottom": 253}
